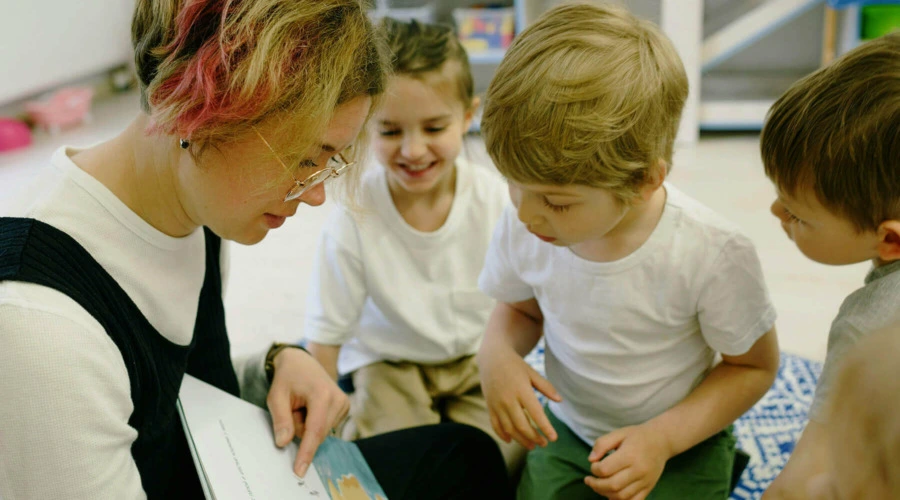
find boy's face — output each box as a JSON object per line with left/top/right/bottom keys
{"left": 770, "top": 188, "right": 880, "bottom": 265}
{"left": 507, "top": 181, "right": 629, "bottom": 248}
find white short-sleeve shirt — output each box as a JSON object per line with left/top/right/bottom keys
{"left": 303, "top": 158, "right": 509, "bottom": 375}
{"left": 479, "top": 184, "right": 777, "bottom": 443}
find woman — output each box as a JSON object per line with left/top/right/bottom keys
{"left": 0, "top": 1, "right": 511, "bottom": 498}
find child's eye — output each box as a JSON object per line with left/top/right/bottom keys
{"left": 379, "top": 130, "right": 400, "bottom": 137}
{"left": 425, "top": 127, "right": 446, "bottom": 133}
{"left": 784, "top": 207, "right": 803, "bottom": 224}
{"left": 542, "top": 197, "right": 570, "bottom": 213}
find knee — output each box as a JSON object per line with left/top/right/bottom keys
{"left": 443, "top": 423, "right": 500, "bottom": 454}
{"left": 426, "top": 422, "right": 507, "bottom": 472}
{"left": 445, "top": 424, "right": 511, "bottom": 478}
{"left": 441, "top": 423, "right": 513, "bottom": 497}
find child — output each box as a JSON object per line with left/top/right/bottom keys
{"left": 476, "top": 3, "right": 780, "bottom": 498}
{"left": 759, "top": 33, "right": 900, "bottom": 500}
{"left": 806, "top": 326, "right": 900, "bottom": 500}
{"left": 303, "top": 18, "right": 524, "bottom": 471}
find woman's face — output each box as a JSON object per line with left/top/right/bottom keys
{"left": 180, "top": 96, "right": 371, "bottom": 244}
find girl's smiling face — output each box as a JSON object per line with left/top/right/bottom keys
{"left": 372, "top": 72, "right": 475, "bottom": 197}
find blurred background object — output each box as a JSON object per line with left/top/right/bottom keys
{"left": 0, "top": 118, "right": 32, "bottom": 153}
{"left": 5, "top": 0, "right": 898, "bottom": 142}
{"left": 25, "top": 87, "right": 94, "bottom": 135}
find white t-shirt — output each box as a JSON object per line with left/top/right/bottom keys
{"left": 304, "top": 158, "right": 509, "bottom": 375}
{"left": 0, "top": 147, "right": 268, "bottom": 499}
{"left": 479, "top": 184, "right": 777, "bottom": 444}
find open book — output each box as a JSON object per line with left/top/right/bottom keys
{"left": 178, "top": 375, "right": 387, "bottom": 500}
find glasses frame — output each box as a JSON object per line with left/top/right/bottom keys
{"left": 253, "top": 127, "right": 355, "bottom": 202}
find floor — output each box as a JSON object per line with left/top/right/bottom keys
{"left": 0, "top": 89, "right": 869, "bottom": 362}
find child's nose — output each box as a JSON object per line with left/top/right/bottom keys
{"left": 516, "top": 198, "right": 538, "bottom": 226}
{"left": 770, "top": 200, "right": 786, "bottom": 221}
{"left": 400, "top": 133, "right": 427, "bottom": 159}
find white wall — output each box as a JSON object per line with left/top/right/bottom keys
{"left": 0, "top": 0, "right": 134, "bottom": 105}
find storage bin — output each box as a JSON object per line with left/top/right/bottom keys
{"left": 453, "top": 7, "right": 515, "bottom": 53}
{"left": 860, "top": 4, "right": 900, "bottom": 39}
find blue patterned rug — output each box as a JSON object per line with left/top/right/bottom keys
{"left": 523, "top": 343, "right": 822, "bottom": 499}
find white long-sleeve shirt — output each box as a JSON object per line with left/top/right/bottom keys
{"left": 303, "top": 158, "right": 509, "bottom": 375}
{"left": 0, "top": 147, "right": 268, "bottom": 499}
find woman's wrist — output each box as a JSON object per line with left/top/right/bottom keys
{"left": 264, "top": 343, "right": 308, "bottom": 384}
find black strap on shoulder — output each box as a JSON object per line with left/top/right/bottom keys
{"left": 0, "top": 217, "right": 240, "bottom": 414}
{"left": 189, "top": 226, "right": 240, "bottom": 395}
{"left": 0, "top": 217, "right": 239, "bottom": 497}
{"left": 0, "top": 217, "right": 158, "bottom": 410}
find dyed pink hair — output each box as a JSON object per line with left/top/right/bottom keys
{"left": 132, "top": 0, "right": 387, "bottom": 155}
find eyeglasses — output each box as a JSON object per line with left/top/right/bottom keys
{"left": 253, "top": 127, "right": 355, "bottom": 202}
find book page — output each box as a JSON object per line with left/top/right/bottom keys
{"left": 178, "top": 375, "right": 386, "bottom": 500}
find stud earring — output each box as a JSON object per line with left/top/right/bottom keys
{"left": 179, "top": 138, "right": 189, "bottom": 149}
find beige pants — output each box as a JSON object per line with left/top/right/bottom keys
{"left": 343, "top": 355, "right": 525, "bottom": 474}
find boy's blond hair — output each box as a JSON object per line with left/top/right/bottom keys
{"left": 481, "top": 1, "right": 687, "bottom": 202}
{"left": 828, "top": 325, "right": 900, "bottom": 496}
{"left": 761, "top": 33, "right": 900, "bottom": 233}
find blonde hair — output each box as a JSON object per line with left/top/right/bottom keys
{"left": 481, "top": 1, "right": 687, "bottom": 202}
{"left": 828, "top": 325, "right": 900, "bottom": 497}
{"left": 761, "top": 33, "right": 900, "bottom": 233}
{"left": 381, "top": 17, "right": 474, "bottom": 110}
{"left": 131, "top": 0, "right": 389, "bottom": 181}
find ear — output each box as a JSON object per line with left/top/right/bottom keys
{"left": 876, "top": 220, "right": 900, "bottom": 262}
{"left": 638, "top": 160, "right": 668, "bottom": 202}
{"left": 463, "top": 95, "right": 481, "bottom": 133}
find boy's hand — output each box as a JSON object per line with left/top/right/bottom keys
{"left": 479, "top": 345, "right": 562, "bottom": 450}
{"left": 584, "top": 423, "right": 674, "bottom": 500}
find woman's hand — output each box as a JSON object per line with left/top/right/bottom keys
{"left": 266, "top": 347, "right": 349, "bottom": 478}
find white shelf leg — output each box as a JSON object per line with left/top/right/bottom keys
{"left": 662, "top": 0, "right": 703, "bottom": 145}
{"left": 514, "top": 0, "right": 543, "bottom": 33}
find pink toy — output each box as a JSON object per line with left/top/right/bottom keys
{"left": 25, "top": 87, "right": 94, "bottom": 134}
{"left": 0, "top": 118, "right": 32, "bottom": 153}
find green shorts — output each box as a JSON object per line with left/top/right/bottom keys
{"left": 517, "top": 406, "right": 737, "bottom": 500}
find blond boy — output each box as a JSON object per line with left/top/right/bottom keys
{"left": 760, "top": 33, "right": 900, "bottom": 500}
{"left": 806, "top": 326, "right": 900, "bottom": 500}
{"left": 476, "top": 2, "right": 780, "bottom": 499}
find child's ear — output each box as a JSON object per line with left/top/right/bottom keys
{"left": 654, "top": 160, "right": 668, "bottom": 185}
{"left": 876, "top": 220, "right": 900, "bottom": 262}
{"left": 463, "top": 96, "right": 481, "bottom": 133}
{"left": 638, "top": 160, "right": 668, "bottom": 202}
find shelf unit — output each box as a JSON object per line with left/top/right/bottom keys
{"left": 667, "top": 0, "right": 890, "bottom": 136}
{"left": 696, "top": 0, "right": 825, "bottom": 135}
{"left": 377, "top": 1, "right": 844, "bottom": 141}
{"left": 511, "top": 0, "right": 833, "bottom": 142}
{"left": 701, "top": 0, "right": 824, "bottom": 71}
{"left": 371, "top": 0, "right": 542, "bottom": 75}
